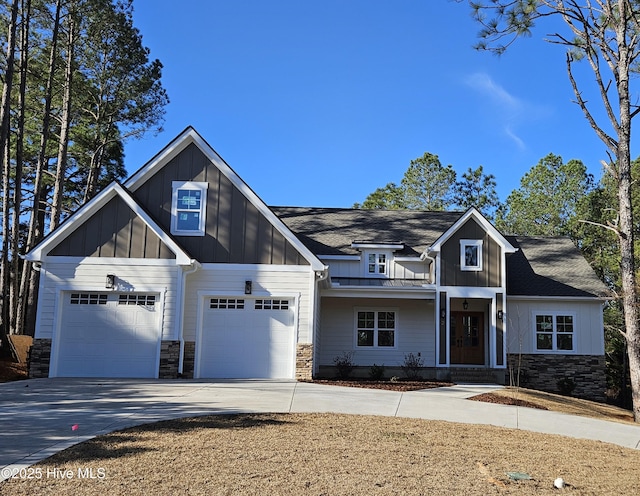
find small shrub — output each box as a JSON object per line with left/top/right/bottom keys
{"left": 557, "top": 377, "right": 576, "bottom": 396}
{"left": 368, "top": 363, "right": 386, "bottom": 381}
{"left": 401, "top": 353, "right": 424, "bottom": 380}
{"left": 333, "top": 351, "right": 355, "bottom": 379}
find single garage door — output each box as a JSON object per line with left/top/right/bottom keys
{"left": 55, "top": 292, "right": 160, "bottom": 378}
{"left": 199, "top": 297, "right": 295, "bottom": 379}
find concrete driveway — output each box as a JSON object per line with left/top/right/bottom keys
{"left": 2, "top": 378, "right": 640, "bottom": 481}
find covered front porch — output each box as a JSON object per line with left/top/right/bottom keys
{"left": 436, "top": 291, "right": 507, "bottom": 372}
{"left": 314, "top": 283, "right": 507, "bottom": 382}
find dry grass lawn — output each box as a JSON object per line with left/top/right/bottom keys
{"left": 472, "top": 387, "right": 635, "bottom": 423}
{"left": 2, "top": 413, "right": 640, "bottom": 495}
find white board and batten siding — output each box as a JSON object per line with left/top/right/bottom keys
{"left": 184, "top": 264, "right": 316, "bottom": 379}
{"left": 35, "top": 260, "right": 180, "bottom": 378}
{"left": 506, "top": 298, "right": 605, "bottom": 355}
{"left": 318, "top": 297, "right": 436, "bottom": 367}
{"left": 325, "top": 258, "right": 429, "bottom": 280}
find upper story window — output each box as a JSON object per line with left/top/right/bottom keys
{"left": 535, "top": 313, "right": 575, "bottom": 352}
{"left": 367, "top": 252, "right": 388, "bottom": 276}
{"left": 171, "top": 181, "right": 207, "bottom": 236}
{"left": 460, "top": 239, "right": 483, "bottom": 271}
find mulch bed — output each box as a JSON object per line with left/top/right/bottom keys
{"left": 311, "top": 378, "right": 453, "bottom": 392}
{"left": 469, "top": 392, "right": 549, "bottom": 410}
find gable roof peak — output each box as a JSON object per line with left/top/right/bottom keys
{"left": 124, "top": 128, "right": 326, "bottom": 271}
{"left": 427, "top": 207, "right": 517, "bottom": 255}
{"left": 25, "top": 182, "right": 194, "bottom": 265}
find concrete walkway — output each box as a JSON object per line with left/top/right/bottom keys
{"left": 2, "top": 378, "right": 640, "bottom": 481}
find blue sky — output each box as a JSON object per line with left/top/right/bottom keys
{"left": 125, "top": 0, "right": 619, "bottom": 208}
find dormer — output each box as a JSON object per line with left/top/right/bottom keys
{"left": 351, "top": 242, "right": 404, "bottom": 278}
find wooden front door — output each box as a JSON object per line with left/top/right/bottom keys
{"left": 450, "top": 312, "right": 485, "bottom": 365}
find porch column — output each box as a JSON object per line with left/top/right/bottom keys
{"left": 438, "top": 292, "right": 447, "bottom": 365}
{"left": 496, "top": 292, "right": 504, "bottom": 366}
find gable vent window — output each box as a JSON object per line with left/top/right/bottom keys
{"left": 118, "top": 294, "right": 156, "bottom": 306}
{"left": 210, "top": 298, "right": 245, "bottom": 309}
{"left": 255, "top": 299, "right": 290, "bottom": 310}
{"left": 171, "top": 181, "right": 208, "bottom": 236}
{"left": 70, "top": 293, "right": 108, "bottom": 305}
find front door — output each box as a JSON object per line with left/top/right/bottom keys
{"left": 450, "top": 312, "right": 484, "bottom": 365}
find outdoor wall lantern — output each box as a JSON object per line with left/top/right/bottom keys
{"left": 463, "top": 299, "right": 469, "bottom": 310}
{"left": 106, "top": 274, "right": 116, "bottom": 289}
{"left": 244, "top": 280, "right": 252, "bottom": 295}
{"left": 497, "top": 310, "right": 504, "bottom": 321}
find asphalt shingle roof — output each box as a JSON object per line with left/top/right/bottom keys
{"left": 272, "top": 207, "right": 463, "bottom": 257}
{"left": 272, "top": 206, "right": 609, "bottom": 299}
{"left": 506, "top": 236, "right": 609, "bottom": 298}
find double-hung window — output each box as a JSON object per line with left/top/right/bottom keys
{"left": 365, "top": 252, "right": 388, "bottom": 277}
{"left": 171, "top": 181, "right": 207, "bottom": 236}
{"left": 356, "top": 309, "right": 396, "bottom": 347}
{"left": 535, "top": 313, "right": 575, "bottom": 352}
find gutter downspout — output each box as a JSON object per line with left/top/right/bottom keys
{"left": 177, "top": 260, "right": 200, "bottom": 375}
{"left": 420, "top": 253, "right": 436, "bottom": 285}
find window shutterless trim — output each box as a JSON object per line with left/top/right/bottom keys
{"left": 354, "top": 307, "right": 397, "bottom": 348}
{"left": 460, "top": 239, "right": 483, "bottom": 271}
{"left": 171, "top": 181, "right": 208, "bottom": 236}
{"left": 533, "top": 312, "right": 576, "bottom": 353}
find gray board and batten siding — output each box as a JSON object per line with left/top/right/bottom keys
{"left": 49, "top": 195, "right": 175, "bottom": 259}
{"left": 131, "top": 143, "right": 308, "bottom": 265}
{"left": 440, "top": 217, "right": 502, "bottom": 287}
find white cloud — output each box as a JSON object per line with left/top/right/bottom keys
{"left": 464, "top": 72, "right": 528, "bottom": 149}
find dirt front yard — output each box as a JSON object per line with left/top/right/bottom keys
{"left": 2, "top": 413, "right": 639, "bottom": 495}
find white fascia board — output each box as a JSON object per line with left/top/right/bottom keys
{"left": 351, "top": 242, "right": 404, "bottom": 250}
{"left": 124, "top": 127, "right": 326, "bottom": 273}
{"left": 318, "top": 255, "right": 360, "bottom": 261}
{"left": 41, "top": 257, "right": 179, "bottom": 266}
{"left": 25, "top": 182, "right": 194, "bottom": 267}
{"left": 426, "top": 207, "right": 517, "bottom": 255}
{"left": 198, "top": 263, "right": 313, "bottom": 273}
{"left": 394, "top": 256, "right": 424, "bottom": 262}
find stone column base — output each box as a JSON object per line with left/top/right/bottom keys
{"left": 159, "top": 340, "right": 180, "bottom": 378}
{"left": 28, "top": 338, "right": 51, "bottom": 378}
{"left": 181, "top": 341, "right": 195, "bottom": 379}
{"left": 296, "top": 343, "right": 313, "bottom": 381}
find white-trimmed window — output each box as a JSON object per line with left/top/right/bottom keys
{"left": 356, "top": 309, "right": 396, "bottom": 347}
{"left": 535, "top": 313, "right": 575, "bottom": 352}
{"left": 365, "top": 252, "right": 388, "bottom": 277}
{"left": 171, "top": 181, "right": 208, "bottom": 236}
{"left": 460, "top": 239, "right": 483, "bottom": 271}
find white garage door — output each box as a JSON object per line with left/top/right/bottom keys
{"left": 199, "top": 297, "right": 295, "bottom": 379}
{"left": 55, "top": 292, "right": 160, "bottom": 378}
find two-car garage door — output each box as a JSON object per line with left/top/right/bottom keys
{"left": 198, "top": 297, "right": 295, "bottom": 379}
{"left": 53, "top": 292, "right": 296, "bottom": 379}
{"left": 54, "top": 292, "right": 160, "bottom": 378}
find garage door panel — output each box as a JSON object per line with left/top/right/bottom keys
{"left": 56, "top": 292, "right": 160, "bottom": 378}
{"left": 199, "top": 297, "right": 295, "bottom": 379}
